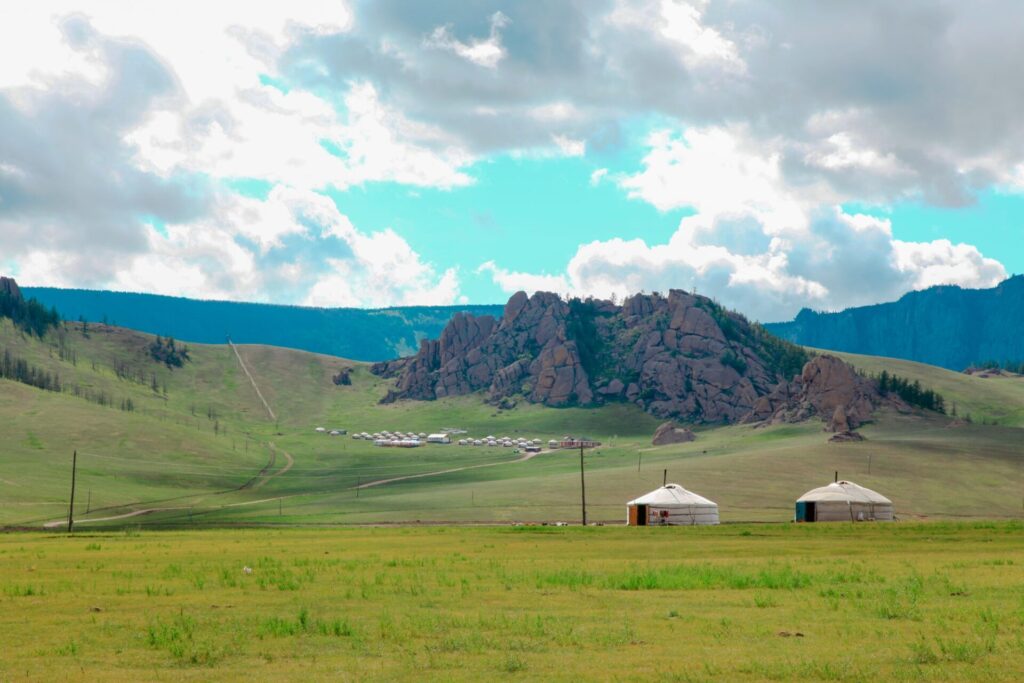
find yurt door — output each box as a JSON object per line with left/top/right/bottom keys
{"left": 636, "top": 505, "right": 648, "bottom": 526}
{"left": 796, "top": 501, "right": 816, "bottom": 522}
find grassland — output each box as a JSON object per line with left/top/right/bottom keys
{"left": 1, "top": 319, "right": 1023, "bottom": 527}
{"left": 832, "top": 349, "right": 1024, "bottom": 428}
{"left": 2, "top": 523, "right": 1024, "bottom": 681}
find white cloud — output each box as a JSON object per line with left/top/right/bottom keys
{"left": 484, "top": 125, "right": 1007, "bottom": 320}
{"left": 589, "top": 168, "right": 609, "bottom": 186}
{"left": 424, "top": 11, "right": 510, "bottom": 69}
{"left": 608, "top": 0, "right": 745, "bottom": 73}
{"left": 476, "top": 261, "right": 570, "bottom": 298}
{"left": 893, "top": 239, "right": 1007, "bottom": 291}
{"left": 551, "top": 134, "right": 586, "bottom": 158}
{"left": 13, "top": 183, "right": 461, "bottom": 308}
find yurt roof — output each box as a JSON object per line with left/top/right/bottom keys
{"left": 627, "top": 484, "right": 717, "bottom": 507}
{"left": 797, "top": 481, "right": 892, "bottom": 505}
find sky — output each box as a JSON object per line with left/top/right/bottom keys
{"left": 0, "top": 1, "right": 1022, "bottom": 322}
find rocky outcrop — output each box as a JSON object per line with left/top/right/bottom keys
{"left": 652, "top": 422, "right": 697, "bottom": 446}
{"left": 372, "top": 289, "right": 810, "bottom": 421}
{"left": 332, "top": 368, "right": 353, "bottom": 386}
{"left": 0, "top": 276, "right": 21, "bottom": 301}
{"left": 742, "top": 354, "right": 882, "bottom": 432}
{"left": 829, "top": 431, "right": 866, "bottom": 443}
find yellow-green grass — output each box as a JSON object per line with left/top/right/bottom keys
{"left": 3, "top": 320, "right": 1024, "bottom": 527}
{"left": 2, "top": 523, "right": 1024, "bottom": 681}
{"left": 204, "top": 411, "right": 1024, "bottom": 526}
{"left": 830, "top": 349, "right": 1024, "bottom": 427}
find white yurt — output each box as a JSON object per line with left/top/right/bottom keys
{"left": 795, "top": 480, "right": 894, "bottom": 522}
{"left": 626, "top": 484, "right": 719, "bottom": 526}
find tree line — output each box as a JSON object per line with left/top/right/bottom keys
{"left": 0, "top": 291, "right": 60, "bottom": 337}
{"left": 875, "top": 370, "right": 946, "bottom": 413}
{"left": 1, "top": 347, "right": 136, "bottom": 413}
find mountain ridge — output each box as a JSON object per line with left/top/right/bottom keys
{"left": 21, "top": 286, "right": 504, "bottom": 362}
{"left": 765, "top": 275, "right": 1024, "bottom": 370}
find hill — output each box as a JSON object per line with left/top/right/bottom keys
{"left": 2, "top": 293, "right": 1023, "bottom": 528}
{"left": 765, "top": 276, "right": 1024, "bottom": 370}
{"left": 374, "top": 289, "right": 810, "bottom": 423}
{"left": 21, "top": 285, "right": 504, "bottom": 361}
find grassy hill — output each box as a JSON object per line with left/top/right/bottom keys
{"left": 829, "top": 349, "right": 1024, "bottom": 427}
{"left": 1, "top": 319, "right": 1023, "bottom": 528}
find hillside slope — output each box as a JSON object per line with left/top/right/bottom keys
{"left": 22, "top": 286, "right": 504, "bottom": 361}
{"left": 1, "top": 300, "right": 1023, "bottom": 526}
{"left": 766, "top": 276, "right": 1024, "bottom": 370}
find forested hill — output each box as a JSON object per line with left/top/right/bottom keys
{"left": 765, "top": 276, "right": 1024, "bottom": 371}
{"left": 22, "top": 287, "right": 503, "bottom": 362}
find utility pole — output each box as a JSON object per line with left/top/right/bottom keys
{"left": 86, "top": 489, "right": 91, "bottom": 514}
{"left": 637, "top": 453, "right": 642, "bottom": 472}
{"left": 580, "top": 444, "right": 587, "bottom": 526}
{"left": 663, "top": 469, "right": 667, "bottom": 487}
{"left": 67, "top": 450, "right": 77, "bottom": 533}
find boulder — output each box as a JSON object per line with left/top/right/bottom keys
{"left": 332, "top": 368, "right": 352, "bottom": 386}
{"left": 829, "top": 431, "right": 866, "bottom": 443}
{"left": 652, "top": 422, "right": 697, "bottom": 446}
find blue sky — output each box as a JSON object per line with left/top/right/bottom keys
{"left": 1, "top": 1, "right": 1022, "bottom": 321}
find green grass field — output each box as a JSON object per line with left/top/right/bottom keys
{"left": 1, "top": 320, "right": 1023, "bottom": 527}
{"left": 2, "top": 523, "right": 1024, "bottom": 681}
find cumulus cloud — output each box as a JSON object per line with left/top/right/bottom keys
{"left": 284, "top": 0, "right": 1024, "bottom": 205}
{"left": 2, "top": 1, "right": 1021, "bottom": 315}
{"left": 0, "top": 5, "right": 465, "bottom": 306}
{"left": 16, "top": 185, "right": 461, "bottom": 307}
{"left": 483, "top": 125, "right": 1007, "bottom": 320}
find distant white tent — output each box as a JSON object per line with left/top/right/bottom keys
{"left": 796, "top": 481, "right": 894, "bottom": 522}
{"left": 626, "top": 484, "right": 719, "bottom": 526}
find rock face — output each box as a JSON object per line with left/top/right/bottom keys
{"left": 372, "top": 289, "right": 810, "bottom": 422}
{"left": 332, "top": 368, "right": 353, "bottom": 386}
{"left": 742, "top": 354, "right": 883, "bottom": 431}
{"left": 765, "top": 275, "right": 1024, "bottom": 372}
{"left": 0, "top": 276, "right": 21, "bottom": 301}
{"left": 652, "top": 422, "right": 697, "bottom": 446}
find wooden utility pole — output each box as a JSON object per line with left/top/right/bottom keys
{"left": 637, "top": 453, "right": 642, "bottom": 472}
{"left": 580, "top": 444, "right": 587, "bottom": 526}
{"left": 663, "top": 469, "right": 667, "bottom": 487}
{"left": 67, "top": 450, "right": 77, "bottom": 533}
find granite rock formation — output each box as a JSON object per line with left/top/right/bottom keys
{"left": 742, "top": 354, "right": 883, "bottom": 431}
{"left": 372, "top": 289, "right": 809, "bottom": 422}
